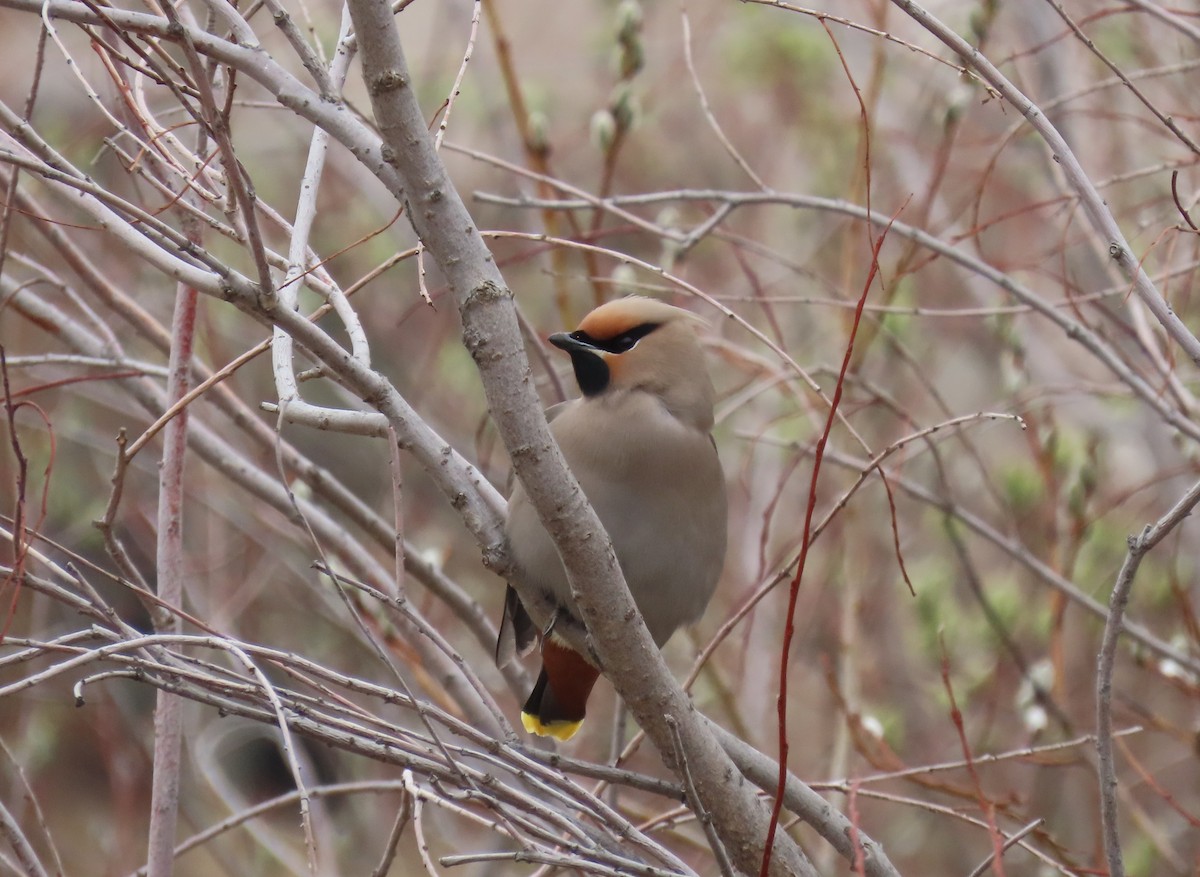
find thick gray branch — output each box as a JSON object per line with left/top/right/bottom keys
{"left": 341, "top": 0, "right": 812, "bottom": 873}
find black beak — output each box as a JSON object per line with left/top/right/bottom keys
{"left": 548, "top": 332, "right": 600, "bottom": 355}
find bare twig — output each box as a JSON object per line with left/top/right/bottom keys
{"left": 666, "top": 716, "right": 735, "bottom": 877}
{"left": 1096, "top": 476, "right": 1200, "bottom": 877}
{"left": 0, "top": 797, "right": 48, "bottom": 877}
{"left": 965, "top": 819, "right": 1045, "bottom": 877}
{"left": 144, "top": 223, "right": 202, "bottom": 877}
{"left": 891, "top": 0, "right": 1200, "bottom": 366}
{"left": 369, "top": 790, "right": 412, "bottom": 877}
{"left": 939, "top": 643, "right": 1008, "bottom": 877}
{"left": 0, "top": 737, "right": 63, "bottom": 877}
{"left": 1170, "top": 170, "right": 1198, "bottom": 231}
{"left": 680, "top": 2, "right": 766, "bottom": 191}
{"left": 432, "top": 0, "right": 479, "bottom": 151}
{"left": 403, "top": 771, "right": 441, "bottom": 877}
{"left": 1042, "top": 0, "right": 1200, "bottom": 155}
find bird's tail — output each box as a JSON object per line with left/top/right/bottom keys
{"left": 521, "top": 635, "right": 600, "bottom": 742}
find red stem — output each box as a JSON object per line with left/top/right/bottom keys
{"left": 758, "top": 213, "right": 898, "bottom": 876}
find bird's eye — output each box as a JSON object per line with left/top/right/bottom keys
{"left": 606, "top": 322, "right": 659, "bottom": 353}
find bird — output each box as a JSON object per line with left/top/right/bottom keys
{"left": 498, "top": 296, "right": 727, "bottom": 741}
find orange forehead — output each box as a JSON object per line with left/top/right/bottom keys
{"left": 575, "top": 297, "right": 673, "bottom": 340}
{"left": 577, "top": 309, "right": 637, "bottom": 340}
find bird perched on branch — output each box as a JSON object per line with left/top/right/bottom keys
{"left": 498, "top": 296, "right": 727, "bottom": 741}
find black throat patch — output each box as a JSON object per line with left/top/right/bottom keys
{"left": 567, "top": 349, "right": 610, "bottom": 396}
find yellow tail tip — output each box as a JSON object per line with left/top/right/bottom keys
{"left": 521, "top": 711, "right": 583, "bottom": 741}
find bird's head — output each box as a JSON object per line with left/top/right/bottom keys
{"left": 549, "top": 296, "right": 716, "bottom": 431}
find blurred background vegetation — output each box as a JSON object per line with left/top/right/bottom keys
{"left": 1, "top": 0, "right": 1199, "bottom": 874}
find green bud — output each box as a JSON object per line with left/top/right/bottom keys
{"left": 1067, "top": 481, "right": 1087, "bottom": 521}
{"left": 610, "top": 263, "right": 639, "bottom": 296}
{"left": 617, "top": 39, "right": 644, "bottom": 79}
{"left": 527, "top": 110, "right": 549, "bottom": 157}
{"left": 655, "top": 205, "right": 682, "bottom": 231}
{"left": 944, "top": 81, "right": 970, "bottom": 127}
{"left": 969, "top": 10, "right": 986, "bottom": 42}
{"left": 590, "top": 109, "right": 617, "bottom": 152}
{"left": 610, "top": 83, "right": 639, "bottom": 133}
{"left": 616, "top": 0, "right": 643, "bottom": 41}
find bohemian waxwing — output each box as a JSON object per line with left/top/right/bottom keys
{"left": 498, "top": 296, "right": 727, "bottom": 741}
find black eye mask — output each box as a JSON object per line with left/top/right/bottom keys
{"left": 570, "top": 321, "right": 660, "bottom": 354}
